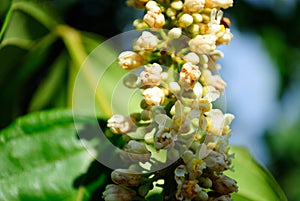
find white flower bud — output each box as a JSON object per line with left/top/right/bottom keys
{"left": 111, "top": 169, "right": 141, "bottom": 187}
{"left": 137, "top": 63, "right": 163, "bottom": 86}
{"left": 134, "top": 31, "right": 158, "bottom": 51}
{"left": 179, "top": 13, "right": 193, "bottom": 28}
{"left": 212, "top": 175, "right": 238, "bottom": 194}
{"left": 168, "top": 28, "right": 182, "bottom": 39}
{"left": 118, "top": 51, "right": 144, "bottom": 70}
{"left": 206, "top": 0, "right": 233, "bottom": 9}
{"left": 144, "top": 10, "right": 165, "bottom": 28}
{"left": 107, "top": 114, "right": 133, "bottom": 134}
{"left": 145, "top": 0, "right": 158, "bottom": 10}
{"left": 183, "top": 0, "right": 205, "bottom": 13}
{"left": 171, "top": 1, "right": 183, "bottom": 10}
{"left": 183, "top": 52, "right": 200, "bottom": 64}
{"left": 143, "top": 87, "right": 165, "bottom": 106}
{"left": 102, "top": 184, "right": 136, "bottom": 201}
{"left": 189, "top": 34, "right": 217, "bottom": 54}
{"left": 178, "top": 62, "right": 201, "bottom": 90}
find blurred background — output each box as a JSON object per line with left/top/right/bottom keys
{"left": 0, "top": 0, "right": 299, "bottom": 200}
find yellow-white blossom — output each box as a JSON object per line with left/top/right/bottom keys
{"left": 183, "top": 0, "right": 205, "bottom": 13}
{"left": 143, "top": 86, "right": 165, "bottom": 105}
{"left": 179, "top": 13, "right": 194, "bottom": 28}
{"left": 179, "top": 62, "right": 201, "bottom": 90}
{"left": 107, "top": 114, "right": 133, "bottom": 134}
{"left": 134, "top": 31, "right": 158, "bottom": 51}
{"left": 144, "top": 2, "right": 165, "bottom": 28}
{"left": 183, "top": 52, "right": 200, "bottom": 64}
{"left": 205, "top": 109, "right": 235, "bottom": 136}
{"left": 201, "top": 69, "right": 227, "bottom": 92}
{"left": 168, "top": 27, "right": 182, "bottom": 39}
{"left": 137, "top": 63, "right": 163, "bottom": 86}
{"left": 189, "top": 34, "right": 217, "bottom": 54}
{"left": 171, "top": 0, "right": 183, "bottom": 10}
{"left": 118, "top": 51, "right": 144, "bottom": 70}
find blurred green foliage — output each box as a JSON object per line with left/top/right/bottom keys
{"left": 227, "top": 1, "right": 300, "bottom": 201}
{"left": 0, "top": 0, "right": 298, "bottom": 200}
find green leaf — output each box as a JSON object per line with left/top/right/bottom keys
{"left": 0, "top": 109, "right": 96, "bottom": 201}
{"left": 227, "top": 146, "right": 288, "bottom": 201}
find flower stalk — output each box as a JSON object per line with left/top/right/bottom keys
{"left": 103, "top": 0, "right": 237, "bottom": 200}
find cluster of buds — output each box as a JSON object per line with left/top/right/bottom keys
{"left": 103, "top": 0, "right": 237, "bottom": 200}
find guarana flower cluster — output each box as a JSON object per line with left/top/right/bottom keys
{"left": 103, "top": 0, "right": 238, "bottom": 200}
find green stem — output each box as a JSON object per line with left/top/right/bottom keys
{"left": 76, "top": 186, "right": 87, "bottom": 201}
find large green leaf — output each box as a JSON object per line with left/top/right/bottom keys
{"left": 227, "top": 146, "right": 287, "bottom": 201}
{"left": 0, "top": 109, "right": 96, "bottom": 201}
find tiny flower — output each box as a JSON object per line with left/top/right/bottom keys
{"left": 212, "top": 174, "right": 238, "bottom": 194}
{"left": 102, "top": 184, "right": 136, "bottom": 201}
{"left": 168, "top": 27, "right": 182, "bottom": 39}
{"left": 154, "top": 128, "right": 174, "bottom": 150}
{"left": 143, "top": 3, "right": 165, "bottom": 29}
{"left": 107, "top": 114, "right": 133, "bottom": 134}
{"left": 143, "top": 87, "right": 165, "bottom": 105}
{"left": 145, "top": 0, "right": 158, "bottom": 10}
{"left": 121, "top": 140, "right": 151, "bottom": 162}
{"left": 111, "top": 169, "right": 142, "bottom": 187}
{"left": 206, "top": 0, "right": 233, "bottom": 9}
{"left": 118, "top": 51, "right": 144, "bottom": 70}
{"left": 217, "top": 28, "right": 233, "bottom": 45}
{"left": 189, "top": 34, "right": 217, "bottom": 54}
{"left": 183, "top": 52, "right": 200, "bottom": 64}
{"left": 183, "top": 0, "right": 205, "bottom": 13}
{"left": 134, "top": 31, "right": 158, "bottom": 51}
{"left": 137, "top": 63, "right": 163, "bottom": 86}
{"left": 201, "top": 69, "right": 227, "bottom": 92}
{"left": 205, "top": 109, "right": 234, "bottom": 136}
{"left": 178, "top": 62, "right": 201, "bottom": 90}
{"left": 179, "top": 13, "right": 194, "bottom": 28}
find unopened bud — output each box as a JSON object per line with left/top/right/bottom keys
{"left": 168, "top": 28, "right": 182, "bottom": 39}
{"left": 171, "top": 1, "right": 183, "bottom": 10}
{"left": 111, "top": 169, "right": 141, "bottom": 187}
{"left": 179, "top": 13, "right": 193, "bottom": 28}
{"left": 192, "top": 13, "right": 203, "bottom": 23}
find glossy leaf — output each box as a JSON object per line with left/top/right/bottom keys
{"left": 227, "top": 146, "right": 287, "bottom": 201}
{"left": 0, "top": 110, "right": 96, "bottom": 201}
